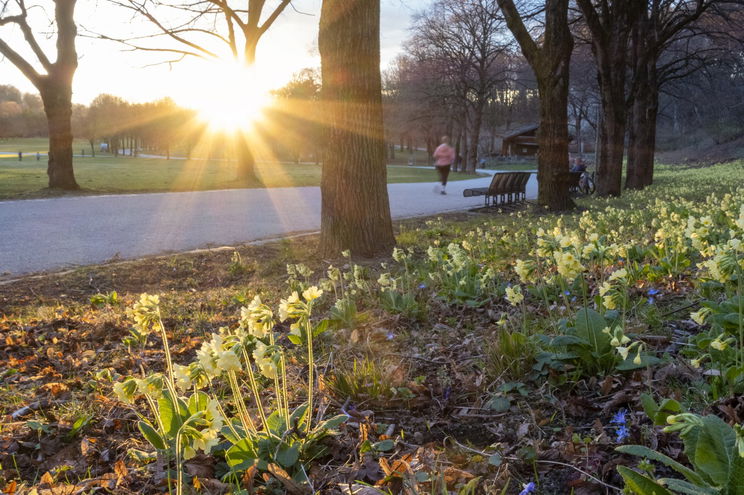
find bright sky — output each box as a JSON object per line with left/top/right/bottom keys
{"left": 0, "top": 0, "right": 430, "bottom": 107}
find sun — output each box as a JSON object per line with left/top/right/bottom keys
{"left": 192, "top": 61, "right": 273, "bottom": 131}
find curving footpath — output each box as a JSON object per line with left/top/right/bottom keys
{"left": 0, "top": 170, "right": 537, "bottom": 278}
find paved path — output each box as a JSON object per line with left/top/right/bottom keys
{"left": 0, "top": 172, "right": 537, "bottom": 278}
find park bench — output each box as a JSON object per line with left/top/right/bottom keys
{"left": 463, "top": 171, "right": 531, "bottom": 207}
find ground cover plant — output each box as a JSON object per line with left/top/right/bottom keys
{"left": 1, "top": 161, "right": 744, "bottom": 494}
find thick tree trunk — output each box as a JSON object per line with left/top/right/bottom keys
{"left": 576, "top": 0, "right": 642, "bottom": 197}
{"left": 41, "top": 82, "right": 78, "bottom": 190}
{"left": 498, "top": 0, "right": 574, "bottom": 211}
{"left": 536, "top": 75, "right": 573, "bottom": 210}
{"left": 318, "top": 0, "right": 394, "bottom": 258}
{"left": 626, "top": 71, "right": 658, "bottom": 189}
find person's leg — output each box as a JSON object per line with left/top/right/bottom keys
{"left": 435, "top": 166, "right": 445, "bottom": 192}
{"left": 441, "top": 165, "right": 451, "bottom": 194}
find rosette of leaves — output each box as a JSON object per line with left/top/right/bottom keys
{"left": 536, "top": 308, "right": 659, "bottom": 377}
{"left": 616, "top": 414, "right": 744, "bottom": 494}
{"left": 223, "top": 404, "right": 347, "bottom": 481}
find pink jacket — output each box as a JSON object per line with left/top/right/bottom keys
{"left": 433, "top": 144, "right": 455, "bottom": 166}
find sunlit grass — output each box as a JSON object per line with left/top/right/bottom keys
{"left": 0, "top": 155, "right": 480, "bottom": 199}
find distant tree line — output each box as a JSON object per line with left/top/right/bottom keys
{"left": 1, "top": 75, "right": 324, "bottom": 165}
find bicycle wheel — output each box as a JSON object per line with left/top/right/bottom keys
{"left": 586, "top": 175, "right": 596, "bottom": 194}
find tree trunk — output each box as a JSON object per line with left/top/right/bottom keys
{"left": 235, "top": 132, "right": 259, "bottom": 183}
{"left": 498, "top": 0, "right": 574, "bottom": 211}
{"left": 626, "top": 67, "right": 658, "bottom": 189}
{"left": 576, "top": 0, "right": 641, "bottom": 197}
{"left": 318, "top": 0, "right": 395, "bottom": 258}
{"left": 41, "top": 81, "right": 78, "bottom": 190}
{"left": 467, "top": 99, "right": 484, "bottom": 174}
{"left": 536, "top": 74, "right": 573, "bottom": 210}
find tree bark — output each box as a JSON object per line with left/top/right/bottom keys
{"left": 41, "top": 81, "right": 78, "bottom": 190}
{"left": 497, "top": 0, "right": 574, "bottom": 211}
{"left": 626, "top": 63, "right": 658, "bottom": 189}
{"left": 576, "top": 0, "right": 640, "bottom": 197}
{"left": 318, "top": 0, "right": 395, "bottom": 258}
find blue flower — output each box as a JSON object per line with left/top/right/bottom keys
{"left": 616, "top": 425, "right": 630, "bottom": 443}
{"left": 519, "top": 482, "right": 536, "bottom": 495}
{"left": 418, "top": 283, "right": 427, "bottom": 289}
{"left": 647, "top": 297, "right": 655, "bottom": 305}
{"left": 647, "top": 288, "right": 660, "bottom": 296}
{"left": 610, "top": 410, "right": 626, "bottom": 425}
{"left": 563, "top": 290, "right": 571, "bottom": 296}
{"left": 386, "top": 331, "right": 395, "bottom": 340}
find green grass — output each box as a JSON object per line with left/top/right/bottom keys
{"left": 0, "top": 137, "right": 91, "bottom": 155}
{"left": 0, "top": 154, "right": 480, "bottom": 200}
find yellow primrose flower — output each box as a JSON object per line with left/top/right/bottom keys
{"left": 608, "top": 268, "right": 628, "bottom": 282}
{"left": 302, "top": 286, "right": 323, "bottom": 302}
{"left": 710, "top": 338, "right": 728, "bottom": 351}
{"left": 690, "top": 307, "right": 711, "bottom": 326}
{"left": 505, "top": 285, "right": 524, "bottom": 306}
{"left": 617, "top": 346, "right": 630, "bottom": 360}
{"left": 216, "top": 350, "right": 242, "bottom": 373}
{"left": 173, "top": 364, "right": 192, "bottom": 392}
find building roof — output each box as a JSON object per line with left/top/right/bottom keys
{"left": 502, "top": 124, "right": 539, "bottom": 141}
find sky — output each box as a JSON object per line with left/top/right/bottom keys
{"left": 0, "top": 0, "right": 431, "bottom": 107}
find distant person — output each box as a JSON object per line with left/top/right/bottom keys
{"left": 36, "top": 152, "right": 41, "bottom": 161}
{"left": 570, "top": 157, "right": 587, "bottom": 173}
{"left": 432, "top": 136, "right": 455, "bottom": 195}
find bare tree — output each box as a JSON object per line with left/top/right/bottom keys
{"left": 625, "top": 0, "right": 740, "bottom": 189}
{"left": 0, "top": 0, "right": 79, "bottom": 190}
{"left": 104, "top": 0, "right": 296, "bottom": 181}
{"left": 318, "top": 0, "right": 394, "bottom": 257}
{"left": 575, "top": 0, "right": 641, "bottom": 197}
{"left": 408, "top": 0, "right": 510, "bottom": 173}
{"left": 496, "top": 0, "right": 575, "bottom": 210}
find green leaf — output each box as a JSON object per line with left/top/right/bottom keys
{"left": 187, "top": 391, "right": 210, "bottom": 415}
{"left": 313, "top": 319, "right": 330, "bottom": 337}
{"left": 458, "top": 477, "right": 480, "bottom": 495}
{"left": 158, "top": 395, "right": 184, "bottom": 438}
{"left": 616, "top": 354, "right": 661, "bottom": 371}
{"left": 138, "top": 421, "right": 166, "bottom": 450}
{"left": 266, "top": 410, "right": 286, "bottom": 435}
{"left": 486, "top": 396, "right": 511, "bottom": 412}
{"left": 225, "top": 438, "right": 258, "bottom": 470}
{"left": 617, "top": 466, "right": 674, "bottom": 495}
{"left": 640, "top": 393, "right": 659, "bottom": 422}
{"left": 658, "top": 479, "right": 717, "bottom": 495}
{"left": 373, "top": 439, "right": 395, "bottom": 452}
{"left": 316, "top": 414, "right": 347, "bottom": 432}
{"left": 573, "top": 308, "right": 611, "bottom": 355}
{"left": 616, "top": 445, "right": 706, "bottom": 486}
{"left": 276, "top": 444, "right": 300, "bottom": 468}
{"left": 690, "top": 415, "right": 736, "bottom": 486}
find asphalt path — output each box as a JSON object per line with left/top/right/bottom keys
{"left": 0, "top": 171, "right": 537, "bottom": 278}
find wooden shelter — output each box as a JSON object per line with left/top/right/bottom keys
{"left": 501, "top": 124, "right": 539, "bottom": 157}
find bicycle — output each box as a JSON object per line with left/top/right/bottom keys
{"left": 578, "top": 170, "right": 595, "bottom": 195}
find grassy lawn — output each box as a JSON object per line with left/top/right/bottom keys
{"left": 0, "top": 154, "right": 480, "bottom": 200}
{"left": 0, "top": 137, "right": 91, "bottom": 156}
